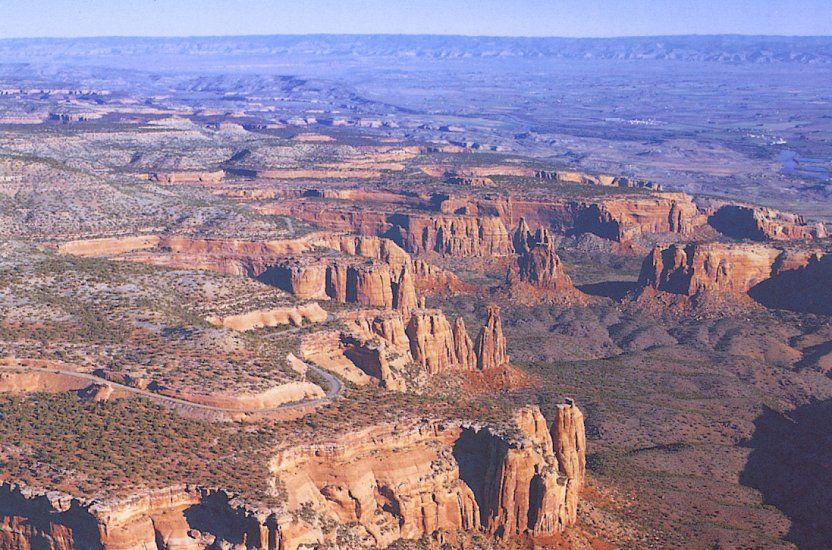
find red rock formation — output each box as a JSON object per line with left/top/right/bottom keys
{"left": 271, "top": 405, "right": 586, "bottom": 546}
{"left": 263, "top": 257, "right": 410, "bottom": 309}
{"left": 411, "top": 258, "right": 472, "bottom": 295}
{"left": 257, "top": 201, "right": 392, "bottom": 235}
{"left": 475, "top": 305, "right": 509, "bottom": 370}
{"left": 453, "top": 317, "right": 477, "bottom": 371}
{"left": 639, "top": 242, "right": 783, "bottom": 296}
{"left": 484, "top": 193, "right": 705, "bottom": 243}
{"left": 551, "top": 401, "right": 587, "bottom": 522}
{"left": 708, "top": 204, "right": 827, "bottom": 241}
{"left": 0, "top": 484, "right": 276, "bottom": 550}
{"left": 393, "top": 263, "right": 419, "bottom": 317}
{"left": 508, "top": 219, "right": 577, "bottom": 296}
{"left": 388, "top": 213, "right": 514, "bottom": 258}
{"left": 406, "top": 309, "right": 466, "bottom": 374}
{"left": 535, "top": 169, "right": 661, "bottom": 190}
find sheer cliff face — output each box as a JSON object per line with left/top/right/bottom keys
{"left": 638, "top": 242, "right": 784, "bottom": 296}
{"left": 270, "top": 405, "right": 586, "bottom": 548}
{"left": 484, "top": 193, "right": 705, "bottom": 243}
{"left": 0, "top": 406, "right": 587, "bottom": 549}
{"left": 709, "top": 204, "right": 827, "bottom": 242}
{"left": 551, "top": 402, "right": 587, "bottom": 522}
{"left": 508, "top": 219, "right": 577, "bottom": 296}
{"left": 388, "top": 213, "right": 514, "bottom": 258}
{"left": 336, "top": 307, "right": 496, "bottom": 389}
{"left": 262, "top": 257, "right": 413, "bottom": 310}
{"left": 0, "top": 485, "right": 277, "bottom": 550}
{"left": 475, "top": 305, "right": 509, "bottom": 370}
{"left": 405, "top": 309, "right": 474, "bottom": 374}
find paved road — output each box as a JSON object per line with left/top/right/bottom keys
{"left": 0, "top": 359, "right": 342, "bottom": 416}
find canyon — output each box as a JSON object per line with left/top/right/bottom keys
{"left": 0, "top": 404, "right": 586, "bottom": 549}
{"left": 2, "top": 37, "right": 832, "bottom": 549}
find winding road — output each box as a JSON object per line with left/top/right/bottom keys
{"left": 0, "top": 359, "right": 343, "bottom": 416}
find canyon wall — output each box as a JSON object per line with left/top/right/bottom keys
{"left": 535, "top": 169, "right": 661, "bottom": 190}
{"left": 480, "top": 193, "right": 705, "bottom": 243}
{"left": 0, "top": 484, "right": 276, "bottom": 550}
{"left": 708, "top": 204, "right": 827, "bottom": 242}
{"left": 270, "top": 405, "right": 586, "bottom": 547}
{"left": 387, "top": 213, "right": 514, "bottom": 258}
{"left": 638, "top": 242, "right": 784, "bottom": 296}
{"left": 1, "top": 405, "right": 586, "bottom": 549}
{"left": 507, "top": 218, "right": 579, "bottom": 301}
{"left": 303, "top": 305, "right": 510, "bottom": 390}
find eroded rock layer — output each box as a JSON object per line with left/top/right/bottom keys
{"left": 475, "top": 305, "right": 509, "bottom": 370}
{"left": 507, "top": 219, "right": 579, "bottom": 300}
{"left": 0, "top": 405, "right": 586, "bottom": 549}
{"left": 708, "top": 204, "right": 827, "bottom": 241}
{"left": 387, "top": 213, "right": 514, "bottom": 258}
{"left": 270, "top": 405, "right": 586, "bottom": 547}
{"left": 638, "top": 242, "right": 783, "bottom": 296}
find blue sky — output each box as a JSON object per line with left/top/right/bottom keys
{"left": 1, "top": 0, "right": 830, "bottom": 38}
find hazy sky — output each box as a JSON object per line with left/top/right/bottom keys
{"left": 1, "top": 0, "right": 830, "bottom": 39}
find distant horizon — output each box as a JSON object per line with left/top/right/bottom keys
{"left": 1, "top": 32, "right": 831, "bottom": 41}
{"left": 2, "top": 1, "right": 830, "bottom": 40}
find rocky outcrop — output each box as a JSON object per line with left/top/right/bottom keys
{"left": 507, "top": 219, "right": 578, "bottom": 299}
{"left": 256, "top": 190, "right": 704, "bottom": 248}
{"left": 411, "top": 259, "right": 471, "bottom": 295}
{"left": 256, "top": 202, "right": 392, "bottom": 236}
{"left": 0, "top": 484, "right": 277, "bottom": 550}
{"left": 388, "top": 213, "right": 514, "bottom": 258}
{"left": 0, "top": 403, "right": 587, "bottom": 549}
{"left": 405, "top": 309, "right": 474, "bottom": 374}
{"left": 638, "top": 242, "right": 783, "bottom": 296}
{"left": 536, "top": 169, "right": 661, "bottom": 190}
{"left": 270, "top": 405, "right": 586, "bottom": 547}
{"left": 708, "top": 204, "right": 827, "bottom": 241}
{"left": 475, "top": 305, "right": 509, "bottom": 370}
{"left": 483, "top": 193, "right": 705, "bottom": 243}
{"left": 206, "top": 303, "right": 328, "bottom": 331}
{"left": 261, "top": 257, "right": 415, "bottom": 310}
{"left": 453, "top": 317, "right": 477, "bottom": 371}
{"left": 551, "top": 401, "right": 587, "bottom": 521}
{"left": 304, "top": 306, "right": 512, "bottom": 389}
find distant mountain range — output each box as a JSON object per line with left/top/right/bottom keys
{"left": 0, "top": 34, "right": 831, "bottom": 64}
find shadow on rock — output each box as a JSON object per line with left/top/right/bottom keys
{"left": 740, "top": 401, "right": 832, "bottom": 548}
{"left": 748, "top": 254, "right": 832, "bottom": 315}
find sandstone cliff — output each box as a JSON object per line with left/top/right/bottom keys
{"left": 388, "top": 213, "right": 514, "bottom": 258}
{"left": 507, "top": 219, "right": 580, "bottom": 301}
{"left": 303, "top": 305, "right": 512, "bottom": 390}
{"left": 551, "top": 401, "right": 587, "bottom": 522}
{"left": 270, "top": 405, "right": 586, "bottom": 547}
{"left": 405, "top": 309, "right": 476, "bottom": 374}
{"left": 708, "top": 204, "right": 827, "bottom": 241}
{"left": 1, "top": 405, "right": 586, "bottom": 549}
{"left": 260, "top": 257, "right": 414, "bottom": 310}
{"left": 482, "top": 193, "right": 705, "bottom": 243}
{"left": 638, "top": 242, "right": 783, "bottom": 296}
{"left": 0, "top": 484, "right": 276, "bottom": 550}
{"left": 475, "top": 305, "right": 509, "bottom": 370}
{"left": 535, "top": 169, "right": 661, "bottom": 190}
